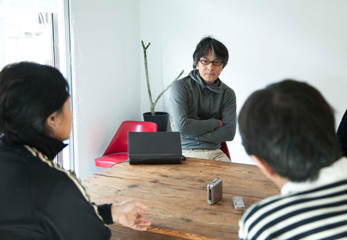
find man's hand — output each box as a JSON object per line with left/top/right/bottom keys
{"left": 111, "top": 200, "right": 151, "bottom": 231}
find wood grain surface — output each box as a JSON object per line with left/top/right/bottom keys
{"left": 82, "top": 158, "right": 280, "bottom": 240}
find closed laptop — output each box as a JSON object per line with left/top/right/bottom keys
{"left": 128, "top": 132, "right": 183, "bottom": 164}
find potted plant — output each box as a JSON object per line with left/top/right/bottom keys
{"left": 141, "top": 40, "right": 184, "bottom": 131}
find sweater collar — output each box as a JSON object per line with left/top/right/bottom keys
{"left": 281, "top": 157, "right": 347, "bottom": 195}
{"left": 21, "top": 134, "right": 67, "bottom": 160}
{"left": 189, "top": 69, "right": 222, "bottom": 93}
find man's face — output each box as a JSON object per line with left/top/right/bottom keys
{"left": 196, "top": 50, "right": 224, "bottom": 85}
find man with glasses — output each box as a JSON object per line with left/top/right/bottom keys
{"left": 170, "top": 36, "right": 236, "bottom": 161}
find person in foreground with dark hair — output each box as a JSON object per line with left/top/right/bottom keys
{"left": 337, "top": 109, "right": 347, "bottom": 156}
{"left": 238, "top": 79, "right": 347, "bottom": 239}
{"left": 170, "top": 36, "right": 236, "bottom": 161}
{"left": 0, "top": 62, "right": 151, "bottom": 239}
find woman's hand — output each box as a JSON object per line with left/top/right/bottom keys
{"left": 111, "top": 200, "right": 151, "bottom": 231}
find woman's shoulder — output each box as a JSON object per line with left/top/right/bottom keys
{"left": 0, "top": 142, "right": 33, "bottom": 168}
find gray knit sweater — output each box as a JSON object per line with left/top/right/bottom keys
{"left": 170, "top": 70, "right": 237, "bottom": 149}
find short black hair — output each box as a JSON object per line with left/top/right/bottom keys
{"left": 0, "top": 62, "right": 70, "bottom": 143}
{"left": 192, "top": 36, "right": 229, "bottom": 69}
{"left": 238, "top": 79, "right": 342, "bottom": 182}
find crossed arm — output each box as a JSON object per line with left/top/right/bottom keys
{"left": 196, "top": 94, "right": 237, "bottom": 143}
{"left": 170, "top": 82, "right": 237, "bottom": 144}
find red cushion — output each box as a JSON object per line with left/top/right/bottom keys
{"left": 95, "top": 152, "right": 128, "bottom": 168}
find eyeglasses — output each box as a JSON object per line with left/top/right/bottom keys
{"left": 199, "top": 59, "right": 223, "bottom": 66}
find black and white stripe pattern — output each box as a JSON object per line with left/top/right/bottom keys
{"left": 239, "top": 178, "right": 347, "bottom": 239}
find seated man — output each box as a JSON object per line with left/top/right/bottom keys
{"left": 337, "top": 109, "right": 347, "bottom": 156}
{"left": 238, "top": 80, "right": 346, "bottom": 239}
{"left": 170, "top": 36, "right": 236, "bottom": 162}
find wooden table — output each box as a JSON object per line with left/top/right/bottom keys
{"left": 82, "top": 158, "right": 280, "bottom": 240}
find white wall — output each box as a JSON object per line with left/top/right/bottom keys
{"left": 140, "top": 0, "right": 347, "bottom": 165}
{"left": 71, "top": 0, "right": 140, "bottom": 178}
{"left": 71, "top": 0, "right": 347, "bottom": 177}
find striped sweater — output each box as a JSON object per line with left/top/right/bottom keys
{"left": 239, "top": 157, "right": 347, "bottom": 240}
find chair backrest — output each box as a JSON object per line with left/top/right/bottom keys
{"left": 103, "top": 121, "right": 157, "bottom": 156}
{"left": 221, "top": 142, "right": 231, "bottom": 160}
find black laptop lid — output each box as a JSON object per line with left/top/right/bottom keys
{"left": 128, "top": 132, "right": 183, "bottom": 164}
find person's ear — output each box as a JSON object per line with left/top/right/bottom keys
{"left": 251, "top": 155, "right": 289, "bottom": 188}
{"left": 46, "top": 111, "right": 59, "bottom": 132}
{"left": 250, "top": 155, "right": 276, "bottom": 178}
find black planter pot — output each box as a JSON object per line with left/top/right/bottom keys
{"left": 143, "top": 112, "right": 169, "bottom": 132}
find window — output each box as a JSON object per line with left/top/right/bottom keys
{"left": 0, "top": 0, "right": 74, "bottom": 170}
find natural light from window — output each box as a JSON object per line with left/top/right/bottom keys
{"left": 0, "top": 0, "right": 73, "bottom": 171}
